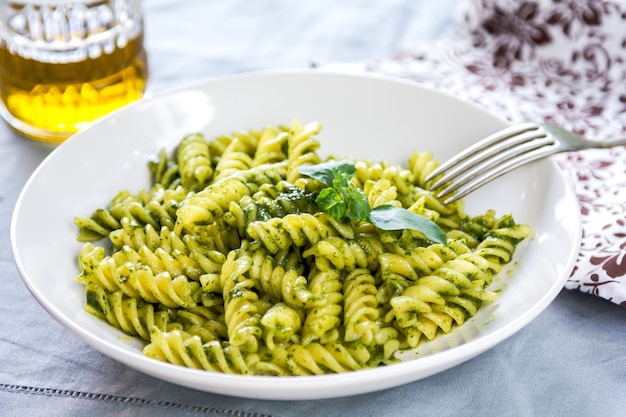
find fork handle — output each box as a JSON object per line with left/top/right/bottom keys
{"left": 542, "top": 123, "right": 626, "bottom": 152}
{"left": 592, "top": 136, "right": 626, "bottom": 149}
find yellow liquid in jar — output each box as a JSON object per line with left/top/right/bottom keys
{"left": 0, "top": 35, "right": 148, "bottom": 142}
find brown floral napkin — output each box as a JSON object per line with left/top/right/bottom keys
{"left": 328, "top": 0, "right": 626, "bottom": 306}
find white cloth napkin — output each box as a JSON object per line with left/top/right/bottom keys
{"left": 328, "top": 0, "right": 626, "bottom": 306}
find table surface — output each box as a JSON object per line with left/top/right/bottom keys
{"left": 1, "top": 1, "right": 625, "bottom": 416}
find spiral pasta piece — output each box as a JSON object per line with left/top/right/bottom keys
{"left": 267, "top": 334, "right": 400, "bottom": 374}
{"left": 214, "top": 137, "right": 254, "bottom": 181}
{"left": 363, "top": 178, "right": 402, "bottom": 208}
{"left": 187, "top": 239, "right": 227, "bottom": 276}
{"left": 354, "top": 160, "right": 414, "bottom": 199}
{"left": 342, "top": 269, "right": 380, "bottom": 344}
{"left": 176, "top": 161, "right": 287, "bottom": 229}
{"left": 84, "top": 284, "right": 170, "bottom": 340}
{"left": 245, "top": 245, "right": 323, "bottom": 309}
{"left": 143, "top": 187, "right": 189, "bottom": 231}
{"left": 408, "top": 187, "right": 462, "bottom": 225}
{"left": 286, "top": 120, "right": 322, "bottom": 183}
{"left": 376, "top": 240, "right": 474, "bottom": 304}
{"left": 177, "top": 132, "right": 213, "bottom": 191}
{"left": 148, "top": 148, "right": 181, "bottom": 189}
{"left": 253, "top": 181, "right": 318, "bottom": 215}
{"left": 407, "top": 150, "right": 439, "bottom": 189}
{"left": 176, "top": 177, "right": 255, "bottom": 229}
{"left": 302, "top": 234, "right": 384, "bottom": 272}
{"left": 223, "top": 181, "right": 318, "bottom": 236}
{"left": 475, "top": 221, "right": 533, "bottom": 275}
{"left": 77, "top": 243, "right": 202, "bottom": 308}
{"left": 273, "top": 342, "right": 364, "bottom": 375}
{"left": 74, "top": 207, "right": 122, "bottom": 242}
{"left": 260, "top": 303, "right": 303, "bottom": 349}
{"left": 109, "top": 222, "right": 175, "bottom": 253}
{"left": 219, "top": 250, "right": 264, "bottom": 353}
{"left": 252, "top": 125, "right": 289, "bottom": 166}
{"left": 246, "top": 212, "right": 354, "bottom": 254}
{"left": 207, "top": 134, "right": 233, "bottom": 164}
{"left": 171, "top": 305, "right": 227, "bottom": 343}
{"left": 301, "top": 267, "right": 343, "bottom": 345}
{"left": 75, "top": 183, "right": 189, "bottom": 242}
{"left": 75, "top": 191, "right": 154, "bottom": 242}
{"left": 144, "top": 328, "right": 253, "bottom": 374}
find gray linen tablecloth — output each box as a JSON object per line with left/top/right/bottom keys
{"left": 1, "top": 1, "right": 624, "bottom": 416}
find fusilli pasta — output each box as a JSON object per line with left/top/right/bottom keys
{"left": 74, "top": 120, "right": 532, "bottom": 376}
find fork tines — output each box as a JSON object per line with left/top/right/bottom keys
{"left": 425, "top": 123, "right": 557, "bottom": 203}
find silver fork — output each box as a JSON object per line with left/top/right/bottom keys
{"left": 425, "top": 122, "right": 626, "bottom": 204}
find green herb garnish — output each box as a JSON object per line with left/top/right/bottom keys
{"left": 298, "top": 160, "right": 447, "bottom": 245}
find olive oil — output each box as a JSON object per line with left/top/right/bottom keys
{"left": 0, "top": 1, "right": 147, "bottom": 142}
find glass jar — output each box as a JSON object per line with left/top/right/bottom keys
{"left": 0, "top": 0, "right": 148, "bottom": 142}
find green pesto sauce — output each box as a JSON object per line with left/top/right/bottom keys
{"left": 85, "top": 289, "right": 106, "bottom": 315}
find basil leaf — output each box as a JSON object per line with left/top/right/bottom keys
{"left": 369, "top": 205, "right": 447, "bottom": 245}
{"left": 346, "top": 187, "right": 371, "bottom": 222}
{"left": 315, "top": 188, "right": 346, "bottom": 221}
{"left": 297, "top": 160, "right": 355, "bottom": 186}
{"left": 331, "top": 171, "right": 370, "bottom": 222}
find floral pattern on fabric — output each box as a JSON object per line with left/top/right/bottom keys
{"left": 333, "top": 0, "right": 626, "bottom": 306}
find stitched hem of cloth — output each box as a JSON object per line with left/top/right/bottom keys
{"left": 0, "top": 383, "right": 273, "bottom": 417}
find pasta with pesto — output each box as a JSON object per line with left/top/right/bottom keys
{"left": 74, "top": 119, "right": 532, "bottom": 376}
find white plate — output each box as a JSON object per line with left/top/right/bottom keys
{"left": 11, "top": 70, "right": 581, "bottom": 400}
